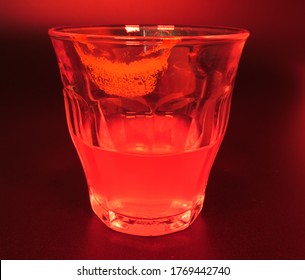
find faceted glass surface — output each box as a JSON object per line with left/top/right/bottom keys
{"left": 49, "top": 25, "right": 249, "bottom": 236}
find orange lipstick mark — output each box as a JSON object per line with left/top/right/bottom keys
{"left": 74, "top": 37, "right": 178, "bottom": 97}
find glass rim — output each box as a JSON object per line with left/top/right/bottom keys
{"left": 48, "top": 24, "right": 249, "bottom": 42}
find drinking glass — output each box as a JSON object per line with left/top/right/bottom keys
{"left": 49, "top": 25, "right": 249, "bottom": 236}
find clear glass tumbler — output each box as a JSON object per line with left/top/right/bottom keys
{"left": 49, "top": 25, "right": 249, "bottom": 236}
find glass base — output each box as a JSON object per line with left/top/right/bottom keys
{"left": 90, "top": 198, "right": 204, "bottom": 236}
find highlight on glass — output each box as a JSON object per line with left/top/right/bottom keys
{"left": 49, "top": 25, "right": 249, "bottom": 236}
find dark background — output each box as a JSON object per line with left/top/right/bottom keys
{"left": 1, "top": 0, "right": 305, "bottom": 259}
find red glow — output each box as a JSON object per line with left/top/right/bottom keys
{"left": 2, "top": 0, "right": 304, "bottom": 41}
{"left": 1, "top": 0, "right": 218, "bottom": 28}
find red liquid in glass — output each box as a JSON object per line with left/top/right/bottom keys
{"left": 71, "top": 115, "right": 220, "bottom": 235}
{"left": 51, "top": 25, "right": 248, "bottom": 236}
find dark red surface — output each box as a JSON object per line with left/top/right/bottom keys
{"left": 1, "top": 0, "right": 305, "bottom": 259}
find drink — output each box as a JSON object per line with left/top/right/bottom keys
{"left": 71, "top": 113, "right": 221, "bottom": 236}
{"left": 50, "top": 25, "right": 249, "bottom": 235}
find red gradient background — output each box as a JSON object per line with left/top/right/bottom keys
{"left": 1, "top": 0, "right": 305, "bottom": 259}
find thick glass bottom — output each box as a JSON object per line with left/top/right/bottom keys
{"left": 90, "top": 196, "right": 204, "bottom": 236}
